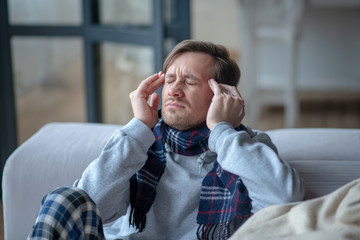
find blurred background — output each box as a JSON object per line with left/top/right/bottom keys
{"left": 1, "top": 0, "right": 360, "bottom": 183}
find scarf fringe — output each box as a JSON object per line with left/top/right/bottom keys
{"left": 196, "top": 222, "right": 230, "bottom": 240}
{"left": 129, "top": 175, "right": 146, "bottom": 232}
{"left": 196, "top": 214, "right": 252, "bottom": 240}
{"left": 129, "top": 207, "right": 146, "bottom": 232}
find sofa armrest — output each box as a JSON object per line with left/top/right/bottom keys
{"left": 2, "top": 122, "right": 120, "bottom": 240}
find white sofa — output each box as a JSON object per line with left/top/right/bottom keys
{"left": 2, "top": 122, "right": 360, "bottom": 240}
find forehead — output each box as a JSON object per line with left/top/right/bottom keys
{"left": 166, "top": 52, "right": 214, "bottom": 75}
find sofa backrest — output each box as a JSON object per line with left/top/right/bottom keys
{"left": 267, "top": 128, "right": 360, "bottom": 200}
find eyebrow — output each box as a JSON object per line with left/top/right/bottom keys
{"left": 184, "top": 73, "right": 200, "bottom": 81}
{"left": 165, "top": 72, "right": 201, "bottom": 82}
{"left": 165, "top": 73, "right": 175, "bottom": 78}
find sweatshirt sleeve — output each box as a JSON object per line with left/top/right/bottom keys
{"left": 73, "top": 118, "right": 155, "bottom": 223}
{"left": 208, "top": 122, "right": 305, "bottom": 213}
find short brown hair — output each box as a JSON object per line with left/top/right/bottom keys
{"left": 163, "top": 40, "right": 240, "bottom": 86}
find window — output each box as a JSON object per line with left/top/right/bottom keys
{"left": 0, "top": 0, "right": 190, "bottom": 190}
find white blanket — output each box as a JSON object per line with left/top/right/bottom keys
{"left": 230, "top": 179, "right": 360, "bottom": 240}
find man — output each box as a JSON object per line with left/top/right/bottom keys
{"left": 29, "top": 40, "right": 304, "bottom": 240}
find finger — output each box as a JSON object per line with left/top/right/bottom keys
{"left": 149, "top": 73, "right": 165, "bottom": 93}
{"left": 208, "top": 79, "right": 222, "bottom": 96}
{"left": 151, "top": 72, "right": 165, "bottom": 91}
{"left": 138, "top": 72, "right": 165, "bottom": 94}
{"left": 149, "top": 93, "right": 160, "bottom": 111}
{"left": 137, "top": 73, "right": 158, "bottom": 93}
{"left": 219, "top": 84, "right": 240, "bottom": 98}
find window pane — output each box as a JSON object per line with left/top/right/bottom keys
{"left": 8, "top": 0, "right": 82, "bottom": 25}
{"left": 99, "top": 0, "right": 153, "bottom": 27}
{"left": 12, "top": 37, "right": 85, "bottom": 143}
{"left": 101, "top": 42, "right": 154, "bottom": 125}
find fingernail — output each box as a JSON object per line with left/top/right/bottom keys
{"left": 158, "top": 71, "right": 163, "bottom": 76}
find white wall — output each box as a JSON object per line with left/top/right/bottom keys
{"left": 192, "top": 0, "right": 360, "bottom": 92}
{"left": 191, "top": 0, "right": 240, "bottom": 53}
{"left": 298, "top": 6, "right": 360, "bottom": 90}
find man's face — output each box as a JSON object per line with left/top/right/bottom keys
{"left": 161, "top": 52, "right": 215, "bottom": 131}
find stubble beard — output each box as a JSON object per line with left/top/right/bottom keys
{"left": 161, "top": 108, "right": 206, "bottom": 131}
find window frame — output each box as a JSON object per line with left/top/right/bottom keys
{"left": 0, "top": 0, "right": 190, "bottom": 194}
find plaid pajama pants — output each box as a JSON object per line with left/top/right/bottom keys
{"left": 28, "top": 187, "right": 106, "bottom": 240}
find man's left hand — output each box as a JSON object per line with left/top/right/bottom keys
{"left": 206, "top": 79, "right": 245, "bottom": 131}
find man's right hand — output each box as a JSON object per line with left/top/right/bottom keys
{"left": 129, "top": 72, "right": 165, "bottom": 129}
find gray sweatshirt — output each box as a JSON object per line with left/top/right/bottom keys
{"left": 74, "top": 118, "right": 304, "bottom": 240}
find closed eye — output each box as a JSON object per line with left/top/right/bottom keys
{"left": 165, "top": 78, "right": 175, "bottom": 83}
{"left": 165, "top": 75, "right": 175, "bottom": 84}
{"left": 164, "top": 73, "right": 200, "bottom": 85}
{"left": 184, "top": 74, "right": 200, "bottom": 85}
{"left": 185, "top": 80, "right": 198, "bottom": 85}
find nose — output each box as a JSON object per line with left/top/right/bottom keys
{"left": 168, "top": 81, "right": 184, "bottom": 98}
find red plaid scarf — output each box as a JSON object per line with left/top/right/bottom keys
{"left": 129, "top": 118, "right": 252, "bottom": 239}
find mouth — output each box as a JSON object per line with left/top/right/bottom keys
{"left": 164, "top": 101, "right": 185, "bottom": 109}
